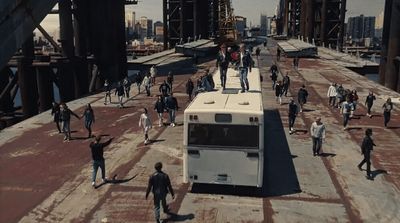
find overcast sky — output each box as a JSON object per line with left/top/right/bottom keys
{"left": 41, "top": 0, "right": 385, "bottom": 33}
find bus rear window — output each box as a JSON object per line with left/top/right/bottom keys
{"left": 188, "top": 124, "right": 259, "bottom": 148}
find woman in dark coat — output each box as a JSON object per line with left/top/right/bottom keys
{"left": 82, "top": 103, "right": 95, "bottom": 138}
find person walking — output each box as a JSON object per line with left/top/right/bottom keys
{"left": 135, "top": 73, "right": 143, "bottom": 94}
{"left": 150, "top": 65, "right": 157, "bottom": 86}
{"left": 60, "top": 103, "right": 80, "bottom": 141}
{"left": 115, "top": 81, "right": 125, "bottom": 108}
{"left": 297, "top": 85, "right": 308, "bottom": 112}
{"left": 165, "top": 93, "right": 178, "bottom": 127}
{"left": 82, "top": 103, "right": 95, "bottom": 138}
{"left": 236, "top": 44, "right": 253, "bottom": 93}
{"left": 270, "top": 63, "right": 278, "bottom": 90}
{"left": 139, "top": 108, "right": 152, "bottom": 145}
{"left": 145, "top": 162, "right": 175, "bottom": 223}
{"left": 216, "top": 43, "right": 230, "bottom": 90}
{"left": 277, "top": 48, "right": 281, "bottom": 61}
{"left": 293, "top": 57, "right": 298, "bottom": 70}
{"left": 351, "top": 90, "right": 359, "bottom": 117}
{"left": 154, "top": 96, "right": 165, "bottom": 127}
{"left": 255, "top": 47, "right": 261, "bottom": 59}
{"left": 327, "top": 83, "right": 337, "bottom": 107}
{"left": 142, "top": 74, "right": 151, "bottom": 96}
{"left": 365, "top": 91, "right": 376, "bottom": 117}
{"left": 90, "top": 135, "right": 113, "bottom": 187}
{"left": 185, "top": 78, "right": 194, "bottom": 101}
{"left": 159, "top": 80, "right": 171, "bottom": 98}
{"left": 288, "top": 99, "right": 298, "bottom": 134}
{"left": 357, "top": 128, "right": 376, "bottom": 180}
{"left": 282, "top": 72, "right": 290, "bottom": 96}
{"left": 310, "top": 117, "right": 326, "bottom": 156}
{"left": 104, "top": 79, "right": 112, "bottom": 105}
{"left": 167, "top": 72, "right": 174, "bottom": 91}
{"left": 51, "top": 102, "right": 62, "bottom": 133}
{"left": 341, "top": 97, "right": 354, "bottom": 130}
{"left": 382, "top": 98, "right": 393, "bottom": 128}
{"left": 123, "top": 77, "right": 132, "bottom": 98}
{"left": 275, "top": 81, "right": 283, "bottom": 105}
{"left": 336, "top": 84, "right": 345, "bottom": 108}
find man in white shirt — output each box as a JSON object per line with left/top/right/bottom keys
{"left": 327, "top": 83, "right": 337, "bottom": 107}
{"left": 310, "top": 117, "right": 326, "bottom": 156}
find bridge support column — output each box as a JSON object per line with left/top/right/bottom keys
{"left": 0, "top": 68, "right": 15, "bottom": 113}
{"left": 384, "top": 0, "right": 400, "bottom": 91}
{"left": 73, "top": 0, "right": 90, "bottom": 96}
{"left": 18, "top": 35, "right": 38, "bottom": 118}
{"left": 36, "top": 55, "right": 54, "bottom": 112}
{"left": 57, "top": 58, "right": 75, "bottom": 103}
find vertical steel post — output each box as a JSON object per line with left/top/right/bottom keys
{"left": 73, "top": 0, "right": 89, "bottom": 95}
{"left": 36, "top": 55, "right": 54, "bottom": 112}
{"left": 163, "top": 0, "right": 169, "bottom": 49}
{"left": 384, "top": 0, "right": 400, "bottom": 91}
{"left": 18, "top": 35, "right": 38, "bottom": 117}
{"left": 379, "top": 0, "right": 393, "bottom": 85}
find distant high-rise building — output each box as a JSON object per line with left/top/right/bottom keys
{"left": 154, "top": 21, "right": 164, "bottom": 42}
{"left": 260, "top": 14, "right": 268, "bottom": 36}
{"left": 147, "top": 19, "right": 153, "bottom": 38}
{"left": 235, "top": 16, "right": 247, "bottom": 37}
{"left": 347, "top": 15, "right": 375, "bottom": 44}
{"left": 132, "top": 12, "right": 136, "bottom": 30}
{"left": 139, "top": 16, "right": 148, "bottom": 40}
{"left": 375, "top": 11, "right": 384, "bottom": 38}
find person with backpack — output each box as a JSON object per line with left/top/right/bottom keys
{"left": 159, "top": 80, "right": 171, "bottom": 97}
{"left": 336, "top": 84, "right": 345, "bottom": 108}
{"left": 357, "top": 128, "right": 376, "bottom": 180}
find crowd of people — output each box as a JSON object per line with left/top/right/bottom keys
{"left": 269, "top": 49, "right": 395, "bottom": 180}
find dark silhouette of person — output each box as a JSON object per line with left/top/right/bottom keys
{"left": 358, "top": 128, "right": 376, "bottom": 180}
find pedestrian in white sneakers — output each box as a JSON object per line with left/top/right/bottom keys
{"left": 139, "top": 108, "right": 152, "bottom": 145}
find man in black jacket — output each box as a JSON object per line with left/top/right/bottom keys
{"left": 236, "top": 44, "right": 253, "bottom": 93}
{"left": 357, "top": 128, "right": 376, "bottom": 180}
{"left": 90, "top": 136, "right": 113, "bottom": 187}
{"left": 146, "top": 162, "right": 175, "bottom": 223}
{"left": 216, "top": 44, "right": 230, "bottom": 90}
{"left": 288, "top": 99, "right": 298, "bottom": 134}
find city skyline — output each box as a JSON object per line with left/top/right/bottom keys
{"left": 39, "top": 0, "right": 385, "bottom": 36}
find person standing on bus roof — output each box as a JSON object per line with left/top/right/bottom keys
{"left": 216, "top": 43, "right": 230, "bottom": 90}
{"left": 236, "top": 44, "right": 253, "bottom": 93}
{"left": 146, "top": 162, "right": 175, "bottom": 223}
{"left": 310, "top": 117, "right": 326, "bottom": 156}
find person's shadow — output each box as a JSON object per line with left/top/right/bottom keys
{"left": 163, "top": 213, "right": 195, "bottom": 222}
{"left": 94, "top": 174, "right": 137, "bottom": 189}
{"left": 370, "top": 169, "right": 388, "bottom": 180}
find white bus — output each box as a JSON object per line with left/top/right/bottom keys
{"left": 183, "top": 67, "right": 264, "bottom": 187}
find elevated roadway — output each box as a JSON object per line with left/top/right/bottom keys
{"left": 1, "top": 41, "right": 400, "bottom": 222}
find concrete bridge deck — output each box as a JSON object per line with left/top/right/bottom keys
{"left": 1, "top": 41, "right": 400, "bottom": 223}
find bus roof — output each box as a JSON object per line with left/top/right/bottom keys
{"left": 185, "top": 68, "right": 263, "bottom": 114}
